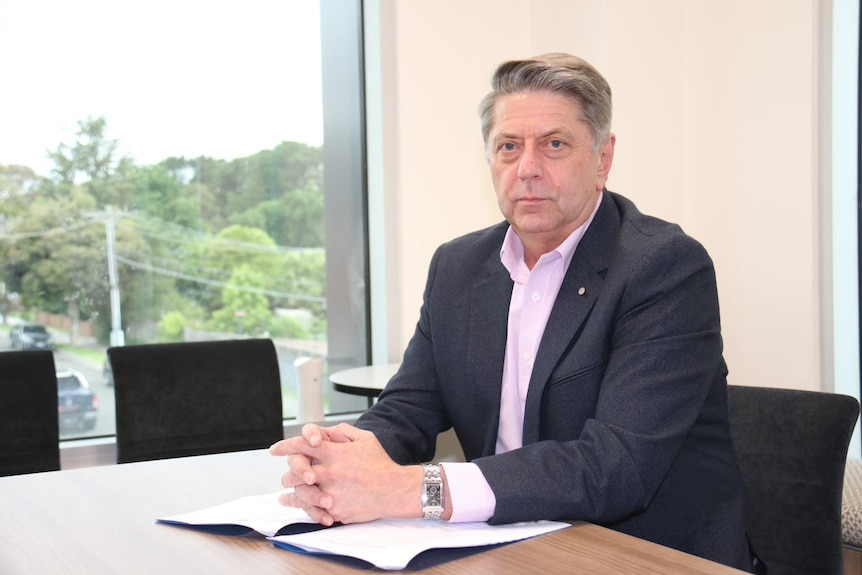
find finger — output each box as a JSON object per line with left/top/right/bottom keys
{"left": 302, "top": 505, "right": 336, "bottom": 527}
{"left": 282, "top": 483, "right": 334, "bottom": 523}
{"left": 328, "top": 423, "right": 367, "bottom": 443}
{"left": 287, "top": 453, "right": 317, "bottom": 485}
{"left": 276, "top": 488, "right": 333, "bottom": 526}
{"left": 268, "top": 439, "right": 288, "bottom": 455}
{"left": 293, "top": 483, "right": 333, "bottom": 512}
{"left": 281, "top": 468, "right": 308, "bottom": 489}
{"left": 269, "top": 435, "right": 311, "bottom": 456}
{"left": 276, "top": 488, "right": 305, "bottom": 509}
{"left": 301, "top": 423, "right": 326, "bottom": 447}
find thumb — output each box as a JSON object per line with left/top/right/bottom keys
{"left": 327, "top": 423, "right": 366, "bottom": 443}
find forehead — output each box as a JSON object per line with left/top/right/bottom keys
{"left": 491, "top": 91, "right": 585, "bottom": 136}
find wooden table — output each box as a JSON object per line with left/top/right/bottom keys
{"left": 0, "top": 449, "right": 746, "bottom": 575}
{"left": 330, "top": 363, "right": 400, "bottom": 407}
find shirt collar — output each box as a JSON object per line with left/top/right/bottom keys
{"left": 499, "top": 192, "right": 603, "bottom": 278}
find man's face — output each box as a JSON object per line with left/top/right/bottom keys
{"left": 487, "top": 90, "right": 614, "bottom": 261}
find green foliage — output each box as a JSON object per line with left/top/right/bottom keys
{"left": 130, "top": 165, "right": 200, "bottom": 229}
{"left": 269, "top": 314, "right": 311, "bottom": 340}
{"left": 209, "top": 265, "right": 272, "bottom": 336}
{"left": 0, "top": 164, "right": 40, "bottom": 214}
{"left": 0, "top": 117, "right": 325, "bottom": 341}
{"left": 204, "top": 225, "right": 278, "bottom": 273}
{"left": 281, "top": 250, "right": 326, "bottom": 310}
{"left": 230, "top": 186, "right": 324, "bottom": 247}
{"left": 157, "top": 311, "right": 187, "bottom": 342}
{"left": 0, "top": 117, "right": 326, "bottom": 344}
{"left": 9, "top": 187, "right": 103, "bottom": 316}
{"left": 158, "top": 141, "right": 323, "bottom": 244}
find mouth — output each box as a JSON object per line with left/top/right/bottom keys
{"left": 516, "top": 195, "right": 547, "bottom": 204}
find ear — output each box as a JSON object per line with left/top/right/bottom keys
{"left": 595, "top": 133, "right": 615, "bottom": 190}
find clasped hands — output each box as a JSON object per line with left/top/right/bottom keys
{"left": 269, "top": 423, "right": 424, "bottom": 526}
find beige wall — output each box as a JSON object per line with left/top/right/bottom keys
{"left": 368, "top": 1, "right": 832, "bottom": 393}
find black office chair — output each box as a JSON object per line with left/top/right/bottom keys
{"left": 727, "top": 385, "right": 860, "bottom": 575}
{"left": 0, "top": 350, "right": 60, "bottom": 476}
{"left": 109, "top": 339, "right": 284, "bottom": 464}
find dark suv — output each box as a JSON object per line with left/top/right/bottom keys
{"left": 57, "top": 370, "right": 98, "bottom": 433}
{"left": 9, "top": 323, "right": 54, "bottom": 350}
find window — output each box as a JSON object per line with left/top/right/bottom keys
{"left": 0, "top": 0, "right": 370, "bottom": 441}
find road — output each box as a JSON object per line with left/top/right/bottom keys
{"left": 53, "top": 349, "right": 116, "bottom": 439}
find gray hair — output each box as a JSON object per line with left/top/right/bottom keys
{"left": 478, "top": 53, "right": 613, "bottom": 153}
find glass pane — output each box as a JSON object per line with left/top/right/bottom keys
{"left": 0, "top": 0, "right": 369, "bottom": 442}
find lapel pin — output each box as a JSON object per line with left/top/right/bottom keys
{"left": 578, "top": 287, "right": 586, "bottom": 296}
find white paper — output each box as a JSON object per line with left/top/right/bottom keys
{"left": 158, "top": 491, "right": 316, "bottom": 537}
{"left": 159, "top": 490, "right": 569, "bottom": 570}
{"left": 270, "top": 518, "right": 570, "bottom": 570}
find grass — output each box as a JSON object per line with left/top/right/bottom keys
{"left": 56, "top": 343, "right": 107, "bottom": 363}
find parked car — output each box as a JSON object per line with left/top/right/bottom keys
{"left": 9, "top": 323, "right": 54, "bottom": 351}
{"left": 57, "top": 369, "right": 98, "bottom": 433}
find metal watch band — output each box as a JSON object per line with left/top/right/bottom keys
{"left": 422, "top": 464, "right": 444, "bottom": 520}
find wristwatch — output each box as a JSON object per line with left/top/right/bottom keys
{"left": 421, "top": 464, "right": 444, "bottom": 520}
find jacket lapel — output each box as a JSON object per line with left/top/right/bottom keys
{"left": 521, "top": 193, "right": 618, "bottom": 444}
{"left": 467, "top": 250, "right": 513, "bottom": 455}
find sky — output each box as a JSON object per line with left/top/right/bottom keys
{"left": 0, "top": 0, "right": 323, "bottom": 177}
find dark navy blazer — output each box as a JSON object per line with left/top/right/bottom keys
{"left": 357, "top": 190, "right": 753, "bottom": 571}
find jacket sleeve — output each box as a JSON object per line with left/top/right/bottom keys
{"left": 354, "top": 245, "right": 452, "bottom": 464}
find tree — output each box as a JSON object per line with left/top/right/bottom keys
{"left": 0, "top": 164, "right": 40, "bottom": 208}
{"left": 10, "top": 189, "right": 104, "bottom": 317}
{"left": 162, "top": 142, "right": 324, "bottom": 244}
{"left": 197, "top": 225, "right": 279, "bottom": 314}
{"left": 209, "top": 265, "right": 272, "bottom": 335}
{"left": 203, "top": 225, "right": 279, "bottom": 281}
{"left": 230, "top": 185, "right": 324, "bottom": 247}
{"left": 129, "top": 164, "right": 200, "bottom": 228}
{"left": 3, "top": 115, "right": 328, "bottom": 344}
{"left": 280, "top": 249, "right": 325, "bottom": 312}
{"left": 46, "top": 116, "right": 134, "bottom": 208}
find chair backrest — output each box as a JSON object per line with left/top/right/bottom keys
{"left": 0, "top": 350, "right": 60, "bottom": 476}
{"left": 108, "top": 339, "right": 284, "bottom": 464}
{"left": 727, "top": 385, "right": 860, "bottom": 575}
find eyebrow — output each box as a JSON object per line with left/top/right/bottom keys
{"left": 492, "top": 128, "right": 573, "bottom": 144}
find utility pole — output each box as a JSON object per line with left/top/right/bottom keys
{"left": 104, "top": 205, "right": 125, "bottom": 346}
{"left": 82, "top": 206, "right": 125, "bottom": 346}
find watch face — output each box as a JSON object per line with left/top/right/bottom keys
{"left": 424, "top": 482, "right": 442, "bottom": 508}
{"left": 422, "top": 464, "right": 443, "bottom": 518}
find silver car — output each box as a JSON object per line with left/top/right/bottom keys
{"left": 9, "top": 323, "right": 54, "bottom": 350}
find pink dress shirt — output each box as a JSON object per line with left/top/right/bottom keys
{"left": 442, "top": 195, "right": 602, "bottom": 522}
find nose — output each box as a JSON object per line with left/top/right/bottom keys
{"left": 517, "top": 143, "right": 542, "bottom": 180}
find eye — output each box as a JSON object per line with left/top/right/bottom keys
{"left": 500, "top": 142, "right": 516, "bottom": 152}
{"left": 548, "top": 139, "right": 564, "bottom": 149}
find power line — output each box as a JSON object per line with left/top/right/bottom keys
{"left": 115, "top": 255, "right": 325, "bottom": 303}
{"left": 1, "top": 207, "right": 326, "bottom": 305}
{"left": 0, "top": 218, "right": 98, "bottom": 240}
{"left": 121, "top": 211, "right": 320, "bottom": 254}
{"left": 1, "top": 208, "right": 322, "bottom": 254}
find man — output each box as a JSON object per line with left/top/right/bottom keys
{"left": 271, "top": 53, "right": 755, "bottom": 572}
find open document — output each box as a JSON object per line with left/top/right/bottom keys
{"left": 158, "top": 490, "right": 569, "bottom": 569}
{"left": 158, "top": 490, "right": 320, "bottom": 536}
{"left": 271, "top": 517, "right": 569, "bottom": 570}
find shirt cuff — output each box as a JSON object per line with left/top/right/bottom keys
{"left": 439, "top": 461, "right": 496, "bottom": 522}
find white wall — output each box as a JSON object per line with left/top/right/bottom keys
{"left": 366, "top": 1, "right": 858, "bottom": 412}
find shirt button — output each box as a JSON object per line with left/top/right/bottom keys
{"left": 531, "top": 291, "right": 540, "bottom": 302}
{"left": 523, "top": 351, "right": 533, "bottom": 361}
